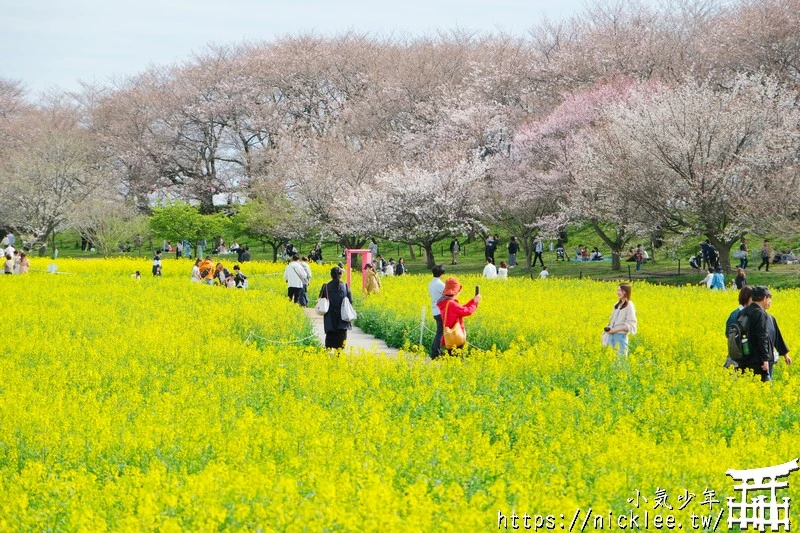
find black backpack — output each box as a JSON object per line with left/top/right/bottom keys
{"left": 726, "top": 312, "right": 751, "bottom": 362}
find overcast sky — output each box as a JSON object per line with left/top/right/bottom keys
{"left": 1, "top": 0, "right": 594, "bottom": 95}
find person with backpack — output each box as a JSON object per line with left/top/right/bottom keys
{"left": 737, "top": 286, "right": 791, "bottom": 381}
{"left": 724, "top": 287, "right": 753, "bottom": 368}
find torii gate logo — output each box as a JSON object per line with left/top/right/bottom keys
{"left": 727, "top": 459, "right": 799, "bottom": 531}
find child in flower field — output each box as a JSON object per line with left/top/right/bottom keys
{"left": 233, "top": 265, "right": 247, "bottom": 289}
{"left": 152, "top": 251, "right": 162, "bottom": 277}
{"left": 602, "top": 282, "right": 638, "bottom": 356}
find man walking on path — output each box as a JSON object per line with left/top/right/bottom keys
{"left": 428, "top": 265, "right": 446, "bottom": 359}
{"left": 284, "top": 255, "right": 308, "bottom": 305}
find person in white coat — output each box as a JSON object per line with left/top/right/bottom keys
{"left": 482, "top": 258, "right": 497, "bottom": 279}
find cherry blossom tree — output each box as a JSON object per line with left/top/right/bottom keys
{"left": 343, "top": 158, "right": 488, "bottom": 269}
{"left": 595, "top": 74, "right": 800, "bottom": 268}
{"left": 510, "top": 80, "right": 641, "bottom": 270}
{"left": 0, "top": 96, "right": 105, "bottom": 250}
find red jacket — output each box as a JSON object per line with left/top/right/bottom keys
{"left": 437, "top": 297, "right": 479, "bottom": 346}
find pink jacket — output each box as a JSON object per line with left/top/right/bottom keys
{"left": 437, "top": 297, "right": 479, "bottom": 346}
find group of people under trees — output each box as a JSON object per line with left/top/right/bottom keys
{"left": 189, "top": 255, "right": 248, "bottom": 288}
{"left": 2, "top": 234, "right": 30, "bottom": 275}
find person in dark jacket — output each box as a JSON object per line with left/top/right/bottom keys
{"left": 734, "top": 267, "right": 747, "bottom": 290}
{"left": 320, "top": 267, "right": 353, "bottom": 349}
{"left": 723, "top": 286, "right": 753, "bottom": 369}
{"left": 394, "top": 257, "right": 407, "bottom": 276}
{"left": 738, "top": 286, "right": 792, "bottom": 381}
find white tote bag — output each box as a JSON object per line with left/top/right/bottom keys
{"left": 341, "top": 296, "right": 357, "bottom": 322}
{"left": 315, "top": 285, "right": 330, "bottom": 315}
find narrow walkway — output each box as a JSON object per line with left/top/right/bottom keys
{"left": 303, "top": 308, "right": 400, "bottom": 358}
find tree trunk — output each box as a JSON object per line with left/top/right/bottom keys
{"left": 522, "top": 242, "right": 533, "bottom": 269}
{"left": 610, "top": 248, "right": 622, "bottom": 271}
{"left": 197, "top": 192, "right": 215, "bottom": 215}
{"left": 423, "top": 242, "right": 435, "bottom": 269}
{"left": 407, "top": 243, "right": 416, "bottom": 260}
{"left": 270, "top": 243, "right": 279, "bottom": 263}
{"left": 590, "top": 220, "right": 627, "bottom": 272}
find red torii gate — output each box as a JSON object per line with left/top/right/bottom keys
{"left": 343, "top": 249, "right": 372, "bottom": 292}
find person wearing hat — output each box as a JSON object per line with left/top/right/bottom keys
{"left": 738, "top": 286, "right": 791, "bottom": 381}
{"left": 436, "top": 277, "right": 481, "bottom": 353}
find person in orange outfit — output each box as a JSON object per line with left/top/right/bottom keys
{"left": 199, "top": 256, "right": 215, "bottom": 285}
{"left": 435, "top": 277, "right": 481, "bottom": 353}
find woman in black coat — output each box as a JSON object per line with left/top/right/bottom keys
{"left": 319, "top": 267, "right": 353, "bottom": 349}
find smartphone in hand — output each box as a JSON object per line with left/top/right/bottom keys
{"left": 475, "top": 285, "right": 480, "bottom": 295}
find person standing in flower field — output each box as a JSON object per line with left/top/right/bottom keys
{"left": 482, "top": 257, "right": 497, "bottom": 279}
{"left": 428, "top": 264, "right": 446, "bottom": 359}
{"left": 724, "top": 286, "right": 753, "bottom": 369}
{"left": 602, "top": 283, "right": 638, "bottom": 356}
{"left": 17, "top": 251, "right": 29, "bottom": 274}
{"left": 394, "top": 257, "right": 407, "bottom": 276}
{"left": 738, "top": 286, "right": 791, "bottom": 382}
{"left": 152, "top": 250, "right": 162, "bottom": 277}
{"left": 299, "top": 256, "right": 313, "bottom": 306}
{"left": 436, "top": 277, "right": 481, "bottom": 354}
{"left": 284, "top": 255, "right": 308, "bottom": 304}
{"left": 364, "top": 263, "right": 381, "bottom": 295}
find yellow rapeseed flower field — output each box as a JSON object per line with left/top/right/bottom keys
{"left": 1, "top": 259, "right": 798, "bottom": 531}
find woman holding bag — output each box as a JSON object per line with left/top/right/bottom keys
{"left": 436, "top": 277, "right": 481, "bottom": 354}
{"left": 319, "top": 267, "right": 353, "bottom": 349}
{"left": 602, "top": 283, "right": 638, "bottom": 356}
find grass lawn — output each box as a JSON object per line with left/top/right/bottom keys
{"left": 44, "top": 229, "right": 800, "bottom": 289}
